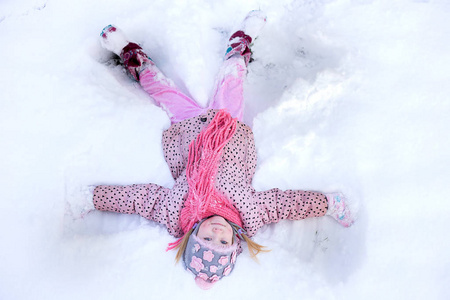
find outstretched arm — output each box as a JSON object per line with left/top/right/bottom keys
{"left": 93, "top": 183, "right": 185, "bottom": 237}
{"left": 255, "top": 188, "right": 328, "bottom": 225}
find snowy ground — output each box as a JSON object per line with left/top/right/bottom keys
{"left": 1, "top": 0, "right": 449, "bottom": 299}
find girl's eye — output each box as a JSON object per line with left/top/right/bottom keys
{"left": 204, "top": 237, "right": 212, "bottom": 241}
{"left": 221, "top": 240, "right": 228, "bottom": 245}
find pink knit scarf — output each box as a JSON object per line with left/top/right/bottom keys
{"left": 167, "top": 110, "right": 243, "bottom": 251}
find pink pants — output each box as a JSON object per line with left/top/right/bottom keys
{"left": 139, "top": 56, "right": 247, "bottom": 124}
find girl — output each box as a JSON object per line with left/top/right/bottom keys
{"left": 93, "top": 11, "right": 353, "bottom": 290}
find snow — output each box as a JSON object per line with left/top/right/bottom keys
{"left": 1, "top": 0, "right": 449, "bottom": 299}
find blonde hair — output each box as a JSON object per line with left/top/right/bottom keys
{"left": 240, "top": 232, "right": 271, "bottom": 261}
{"left": 174, "top": 227, "right": 194, "bottom": 263}
{"left": 173, "top": 225, "right": 270, "bottom": 263}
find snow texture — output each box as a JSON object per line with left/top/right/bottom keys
{"left": 1, "top": 0, "right": 449, "bottom": 299}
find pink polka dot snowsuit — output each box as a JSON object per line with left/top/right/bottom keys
{"left": 93, "top": 109, "right": 328, "bottom": 238}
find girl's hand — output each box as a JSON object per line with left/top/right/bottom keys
{"left": 325, "top": 192, "right": 354, "bottom": 227}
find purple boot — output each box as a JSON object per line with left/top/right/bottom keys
{"left": 100, "top": 25, "right": 153, "bottom": 81}
{"left": 224, "top": 10, "right": 267, "bottom": 65}
{"left": 119, "top": 42, "right": 153, "bottom": 81}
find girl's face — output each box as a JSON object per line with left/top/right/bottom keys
{"left": 197, "top": 216, "right": 234, "bottom": 247}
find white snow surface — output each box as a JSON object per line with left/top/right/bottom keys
{"left": 1, "top": 0, "right": 449, "bottom": 299}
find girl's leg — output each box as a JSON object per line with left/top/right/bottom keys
{"left": 208, "top": 55, "right": 247, "bottom": 121}
{"left": 139, "top": 63, "right": 205, "bottom": 124}
{"left": 208, "top": 11, "right": 267, "bottom": 121}
{"left": 101, "top": 26, "right": 204, "bottom": 124}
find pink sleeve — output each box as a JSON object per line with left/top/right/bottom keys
{"left": 93, "top": 183, "right": 184, "bottom": 237}
{"left": 254, "top": 188, "right": 328, "bottom": 224}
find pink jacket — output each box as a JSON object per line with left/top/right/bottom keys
{"left": 93, "top": 109, "right": 328, "bottom": 238}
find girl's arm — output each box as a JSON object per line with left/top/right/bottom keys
{"left": 93, "top": 183, "right": 184, "bottom": 237}
{"left": 254, "top": 188, "right": 328, "bottom": 225}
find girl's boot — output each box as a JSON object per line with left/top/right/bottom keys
{"left": 100, "top": 25, "right": 153, "bottom": 81}
{"left": 224, "top": 10, "right": 267, "bottom": 66}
